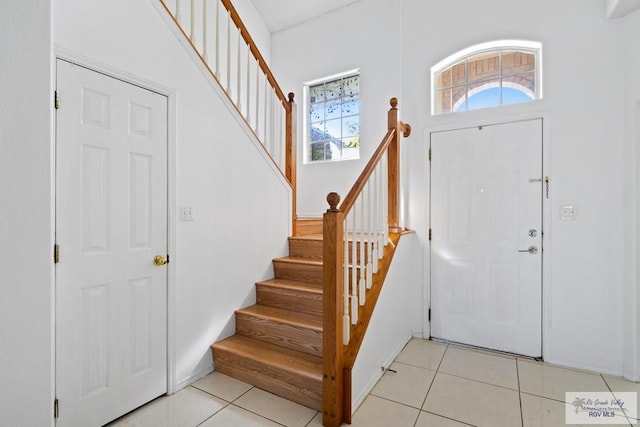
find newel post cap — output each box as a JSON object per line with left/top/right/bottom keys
{"left": 326, "top": 192, "right": 341, "bottom": 212}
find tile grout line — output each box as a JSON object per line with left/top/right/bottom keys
{"left": 601, "top": 373, "right": 635, "bottom": 426}
{"left": 415, "top": 343, "right": 478, "bottom": 427}
{"left": 393, "top": 359, "right": 439, "bottom": 372}
{"left": 303, "top": 411, "right": 321, "bottom": 427}
{"left": 418, "top": 343, "right": 449, "bottom": 413}
{"left": 184, "top": 384, "right": 231, "bottom": 427}
{"left": 192, "top": 383, "right": 294, "bottom": 427}
{"left": 228, "top": 401, "right": 290, "bottom": 426}
{"left": 230, "top": 386, "right": 318, "bottom": 427}
{"left": 434, "top": 370, "right": 520, "bottom": 393}
{"left": 516, "top": 357, "right": 524, "bottom": 427}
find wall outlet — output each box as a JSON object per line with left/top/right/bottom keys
{"left": 560, "top": 204, "right": 578, "bottom": 220}
{"left": 180, "top": 205, "right": 195, "bottom": 221}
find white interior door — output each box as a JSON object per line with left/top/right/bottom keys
{"left": 430, "top": 119, "right": 542, "bottom": 357}
{"left": 55, "top": 59, "right": 168, "bottom": 426}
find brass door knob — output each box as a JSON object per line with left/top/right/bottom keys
{"left": 153, "top": 255, "right": 168, "bottom": 266}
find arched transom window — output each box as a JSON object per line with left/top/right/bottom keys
{"left": 431, "top": 40, "right": 542, "bottom": 114}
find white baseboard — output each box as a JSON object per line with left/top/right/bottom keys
{"left": 172, "top": 366, "right": 214, "bottom": 394}
{"left": 351, "top": 332, "right": 412, "bottom": 413}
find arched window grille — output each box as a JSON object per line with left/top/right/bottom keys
{"left": 431, "top": 40, "right": 542, "bottom": 114}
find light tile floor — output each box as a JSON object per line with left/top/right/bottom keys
{"left": 108, "top": 339, "right": 639, "bottom": 427}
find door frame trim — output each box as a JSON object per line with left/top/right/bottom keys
{"left": 54, "top": 47, "right": 179, "bottom": 394}
{"left": 425, "top": 109, "right": 552, "bottom": 360}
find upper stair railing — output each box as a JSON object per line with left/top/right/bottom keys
{"left": 323, "top": 98, "right": 411, "bottom": 426}
{"left": 159, "top": 0, "right": 298, "bottom": 230}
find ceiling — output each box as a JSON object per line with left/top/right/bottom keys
{"left": 250, "top": 0, "right": 361, "bottom": 33}
{"left": 250, "top": 0, "right": 640, "bottom": 34}
{"left": 607, "top": 0, "right": 640, "bottom": 18}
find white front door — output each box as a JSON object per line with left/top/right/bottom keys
{"left": 55, "top": 59, "right": 168, "bottom": 426}
{"left": 430, "top": 119, "right": 542, "bottom": 357}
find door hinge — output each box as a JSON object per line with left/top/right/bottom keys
{"left": 428, "top": 229, "right": 432, "bottom": 241}
{"left": 54, "top": 91, "right": 60, "bottom": 109}
{"left": 428, "top": 308, "right": 431, "bottom": 322}
{"left": 54, "top": 244, "right": 59, "bottom": 264}
{"left": 428, "top": 148, "right": 432, "bottom": 161}
{"left": 54, "top": 398, "right": 59, "bottom": 418}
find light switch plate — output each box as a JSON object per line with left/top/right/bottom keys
{"left": 560, "top": 204, "right": 578, "bottom": 220}
{"left": 180, "top": 205, "right": 195, "bottom": 221}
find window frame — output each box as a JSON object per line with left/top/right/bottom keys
{"left": 303, "top": 69, "right": 360, "bottom": 164}
{"left": 430, "top": 40, "right": 542, "bottom": 115}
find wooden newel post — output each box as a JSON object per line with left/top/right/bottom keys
{"left": 386, "top": 98, "right": 411, "bottom": 234}
{"left": 286, "top": 92, "right": 298, "bottom": 235}
{"left": 387, "top": 98, "right": 401, "bottom": 233}
{"left": 323, "top": 192, "right": 345, "bottom": 427}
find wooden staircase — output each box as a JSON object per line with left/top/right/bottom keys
{"left": 211, "top": 234, "right": 325, "bottom": 410}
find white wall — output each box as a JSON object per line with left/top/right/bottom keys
{"left": 401, "top": 0, "right": 626, "bottom": 376}
{"left": 622, "top": 7, "right": 640, "bottom": 380}
{"left": 273, "top": 0, "right": 635, "bottom": 377}
{"left": 351, "top": 232, "right": 423, "bottom": 410}
{"left": 54, "top": 0, "right": 290, "bottom": 389}
{"left": 0, "top": 1, "right": 54, "bottom": 426}
{"left": 271, "top": 0, "right": 403, "bottom": 217}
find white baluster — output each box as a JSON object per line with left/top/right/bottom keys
{"left": 203, "top": 0, "right": 208, "bottom": 62}
{"left": 268, "top": 92, "right": 275, "bottom": 160}
{"left": 372, "top": 167, "right": 379, "bottom": 272}
{"left": 226, "top": 10, "right": 231, "bottom": 92}
{"left": 366, "top": 180, "right": 373, "bottom": 289}
{"left": 378, "top": 156, "right": 384, "bottom": 255}
{"left": 382, "top": 152, "right": 388, "bottom": 247}
{"left": 236, "top": 28, "right": 242, "bottom": 110}
{"left": 190, "top": 0, "right": 196, "bottom": 45}
{"left": 267, "top": 90, "right": 273, "bottom": 156}
{"left": 359, "top": 191, "right": 366, "bottom": 304}
{"left": 273, "top": 92, "right": 280, "bottom": 166}
{"left": 276, "top": 97, "right": 286, "bottom": 169}
{"left": 215, "top": 0, "right": 220, "bottom": 77}
{"left": 176, "top": 0, "right": 182, "bottom": 26}
{"left": 343, "top": 218, "right": 350, "bottom": 345}
{"left": 351, "top": 204, "right": 358, "bottom": 324}
{"left": 246, "top": 44, "right": 251, "bottom": 123}
{"left": 255, "top": 71, "right": 260, "bottom": 135}
{"left": 263, "top": 75, "right": 268, "bottom": 144}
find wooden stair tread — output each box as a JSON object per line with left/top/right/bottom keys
{"left": 289, "top": 234, "right": 322, "bottom": 241}
{"left": 273, "top": 256, "right": 323, "bottom": 266}
{"left": 213, "top": 335, "right": 322, "bottom": 379}
{"left": 256, "top": 278, "right": 322, "bottom": 294}
{"left": 237, "top": 304, "right": 322, "bottom": 331}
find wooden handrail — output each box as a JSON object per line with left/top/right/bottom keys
{"left": 340, "top": 98, "right": 410, "bottom": 221}
{"left": 323, "top": 98, "right": 410, "bottom": 427}
{"left": 219, "top": 0, "right": 289, "bottom": 108}
{"left": 339, "top": 129, "right": 395, "bottom": 216}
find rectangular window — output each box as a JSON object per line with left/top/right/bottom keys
{"left": 305, "top": 72, "right": 360, "bottom": 163}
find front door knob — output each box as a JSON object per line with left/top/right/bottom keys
{"left": 153, "top": 255, "right": 168, "bottom": 266}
